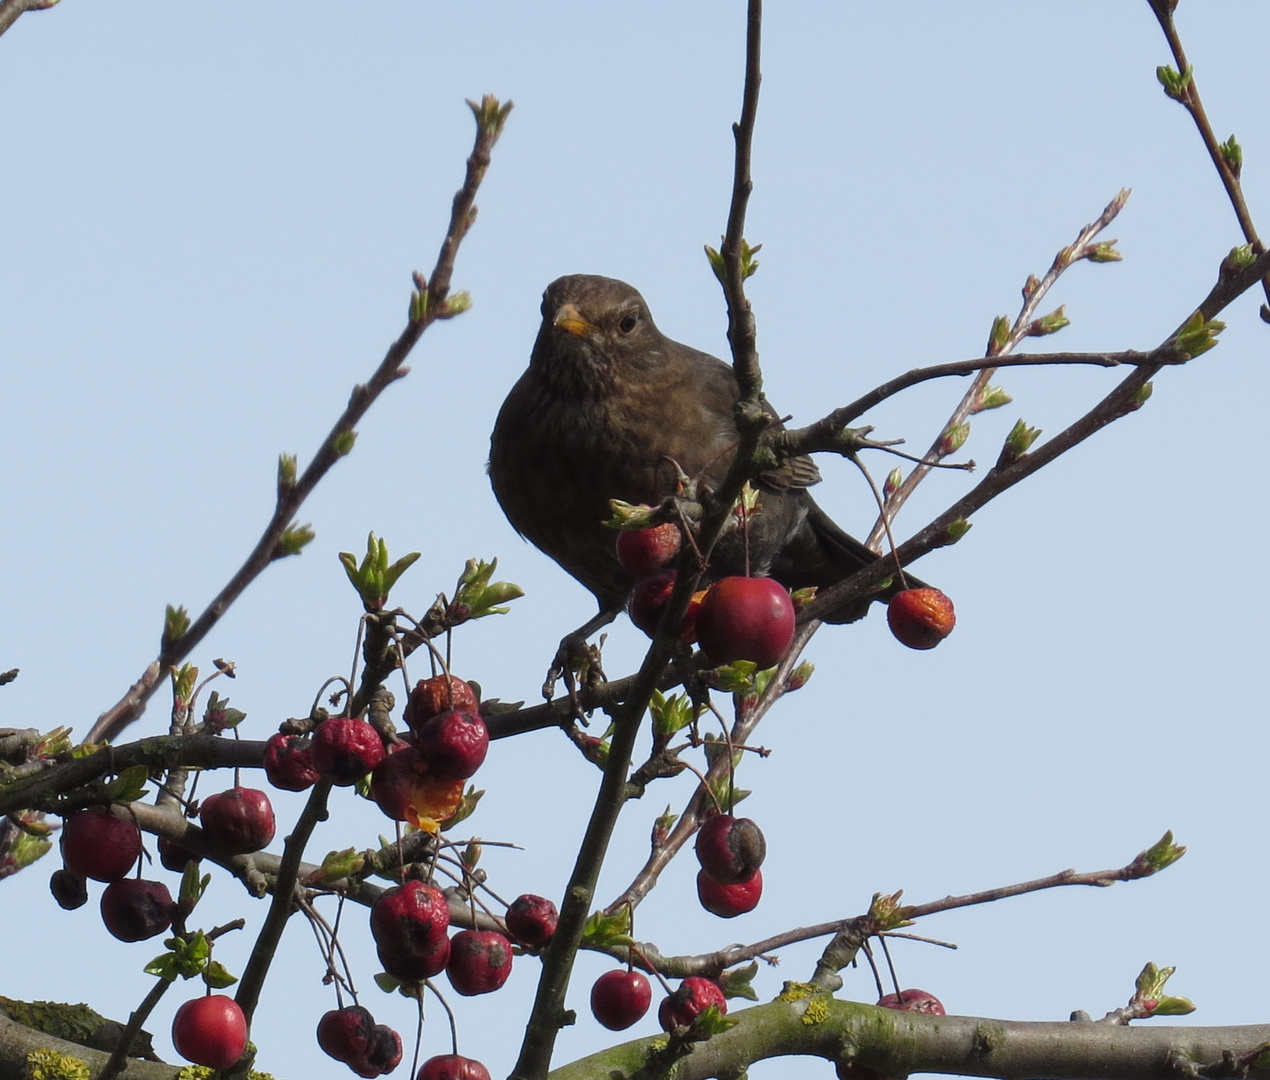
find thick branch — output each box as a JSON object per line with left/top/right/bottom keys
{"left": 545, "top": 997, "right": 1270, "bottom": 1080}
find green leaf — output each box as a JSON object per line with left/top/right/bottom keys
{"left": 581, "top": 907, "right": 633, "bottom": 950}
{"left": 204, "top": 961, "right": 238, "bottom": 989}
{"left": 649, "top": 691, "right": 696, "bottom": 738}
{"left": 718, "top": 961, "right": 759, "bottom": 1001}
{"left": 105, "top": 765, "right": 150, "bottom": 803}
{"left": 179, "top": 865, "right": 211, "bottom": 908}
{"left": 449, "top": 557, "right": 525, "bottom": 622}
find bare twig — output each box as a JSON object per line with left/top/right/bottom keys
{"left": 1147, "top": 1, "right": 1270, "bottom": 318}
{"left": 864, "top": 191, "right": 1129, "bottom": 550}
{"left": 86, "top": 97, "right": 511, "bottom": 746}
{"left": 801, "top": 244, "right": 1270, "bottom": 623}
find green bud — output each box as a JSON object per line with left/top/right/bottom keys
{"left": 705, "top": 237, "right": 761, "bottom": 284}
{"left": 332, "top": 430, "right": 357, "bottom": 457}
{"left": 1155, "top": 64, "right": 1192, "bottom": 102}
{"left": 1221, "top": 243, "right": 1256, "bottom": 277}
{"left": 651, "top": 806, "right": 678, "bottom": 847}
{"left": 1131, "top": 829, "right": 1186, "bottom": 875}
{"left": 466, "top": 94, "right": 514, "bottom": 139}
{"left": 438, "top": 290, "right": 473, "bottom": 319}
{"left": 170, "top": 663, "right": 198, "bottom": 705}
{"left": 1153, "top": 995, "right": 1196, "bottom": 1017}
{"left": 786, "top": 661, "right": 814, "bottom": 691}
{"left": 996, "top": 419, "right": 1042, "bottom": 468}
{"left": 1082, "top": 241, "right": 1122, "bottom": 263}
{"left": 938, "top": 519, "right": 972, "bottom": 546}
{"left": 867, "top": 890, "right": 913, "bottom": 932}
{"left": 277, "top": 453, "right": 298, "bottom": 492}
{"left": 649, "top": 690, "right": 696, "bottom": 738}
{"left": 974, "top": 386, "right": 1013, "bottom": 413}
{"left": 163, "top": 604, "right": 191, "bottom": 648}
{"left": 882, "top": 467, "right": 903, "bottom": 500}
{"left": 986, "top": 315, "right": 1011, "bottom": 357}
{"left": 409, "top": 288, "right": 428, "bottom": 323}
{"left": 1174, "top": 310, "right": 1225, "bottom": 359}
{"left": 1220, "top": 134, "right": 1243, "bottom": 179}
{"left": 339, "top": 533, "right": 420, "bottom": 610}
{"left": 276, "top": 522, "right": 315, "bottom": 558}
{"left": 1027, "top": 305, "right": 1069, "bottom": 337}
{"left": 938, "top": 422, "right": 970, "bottom": 457}
{"left": 1021, "top": 274, "right": 1041, "bottom": 302}
{"left": 450, "top": 557, "right": 525, "bottom": 621}
{"left": 581, "top": 906, "right": 633, "bottom": 950}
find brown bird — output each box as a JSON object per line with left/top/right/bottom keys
{"left": 488, "top": 274, "right": 901, "bottom": 625}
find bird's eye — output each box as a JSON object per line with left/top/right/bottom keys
{"left": 617, "top": 311, "right": 639, "bottom": 335}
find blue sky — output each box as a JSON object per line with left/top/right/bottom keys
{"left": 2, "top": 4, "right": 1268, "bottom": 1078}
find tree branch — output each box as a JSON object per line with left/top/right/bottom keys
{"left": 86, "top": 97, "right": 511, "bottom": 746}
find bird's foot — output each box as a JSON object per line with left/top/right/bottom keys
{"left": 543, "top": 631, "right": 607, "bottom": 722}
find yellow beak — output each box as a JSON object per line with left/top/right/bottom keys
{"left": 553, "top": 303, "right": 596, "bottom": 338}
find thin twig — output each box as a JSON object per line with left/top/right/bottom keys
{"left": 86, "top": 98, "right": 511, "bottom": 745}
{"left": 1147, "top": 1, "right": 1270, "bottom": 317}
{"left": 863, "top": 191, "right": 1129, "bottom": 550}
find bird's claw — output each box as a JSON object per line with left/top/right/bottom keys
{"left": 543, "top": 632, "right": 606, "bottom": 722}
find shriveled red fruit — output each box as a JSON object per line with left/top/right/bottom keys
{"left": 49, "top": 868, "right": 88, "bottom": 910}
{"left": 695, "top": 576, "right": 795, "bottom": 668}
{"left": 354, "top": 1024, "right": 402, "bottom": 1077}
{"left": 878, "top": 988, "right": 945, "bottom": 1015}
{"left": 886, "top": 588, "right": 956, "bottom": 651}
{"left": 318, "top": 1005, "right": 376, "bottom": 1064}
{"left": 658, "top": 976, "right": 727, "bottom": 1032}
{"left": 312, "top": 716, "right": 386, "bottom": 785}
{"left": 616, "top": 522, "right": 681, "bottom": 577}
{"left": 60, "top": 807, "right": 141, "bottom": 882}
{"left": 505, "top": 893, "right": 558, "bottom": 947}
{"left": 263, "top": 731, "right": 320, "bottom": 792}
{"left": 627, "top": 571, "right": 701, "bottom": 642}
{"left": 199, "top": 786, "right": 276, "bottom": 855}
{"left": 446, "top": 929, "right": 513, "bottom": 996}
{"left": 695, "top": 814, "right": 766, "bottom": 885}
{"left": 171, "top": 994, "right": 248, "bottom": 1070}
{"left": 415, "top": 1055, "right": 492, "bottom": 1080}
{"left": 370, "top": 881, "right": 452, "bottom": 983}
{"left": 413, "top": 710, "right": 489, "bottom": 780}
{"left": 100, "top": 878, "right": 173, "bottom": 942}
{"left": 157, "top": 836, "right": 200, "bottom": 873}
{"left": 370, "top": 744, "right": 429, "bottom": 821}
{"left": 404, "top": 674, "right": 479, "bottom": 731}
{"left": 590, "top": 969, "right": 651, "bottom": 1031}
{"left": 696, "top": 867, "right": 762, "bottom": 918}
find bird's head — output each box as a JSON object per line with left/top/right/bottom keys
{"left": 533, "top": 275, "right": 665, "bottom": 382}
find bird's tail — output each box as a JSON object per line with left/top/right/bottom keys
{"left": 774, "top": 501, "right": 929, "bottom": 624}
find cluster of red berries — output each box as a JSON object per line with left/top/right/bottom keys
{"left": 620, "top": 524, "right": 798, "bottom": 668}
{"left": 262, "top": 674, "right": 488, "bottom": 831}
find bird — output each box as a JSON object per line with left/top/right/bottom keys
{"left": 488, "top": 274, "right": 904, "bottom": 626}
